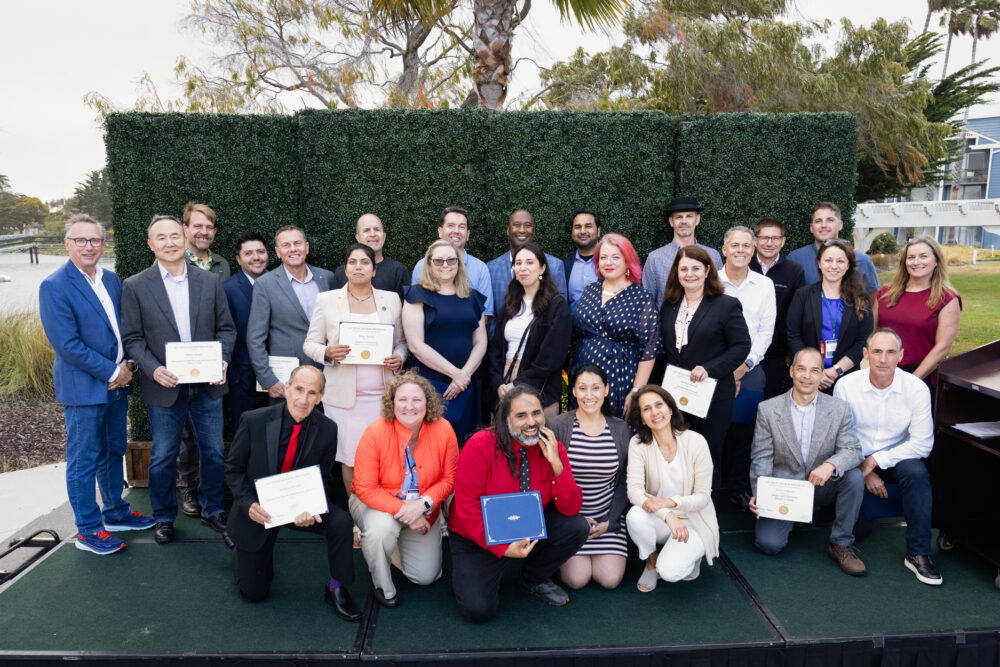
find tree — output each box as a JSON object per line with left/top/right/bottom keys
{"left": 0, "top": 195, "right": 48, "bottom": 233}
{"left": 0, "top": 174, "right": 10, "bottom": 193}
{"left": 66, "top": 169, "right": 113, "bottom": 225}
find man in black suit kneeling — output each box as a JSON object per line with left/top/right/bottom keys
{"left": 224, "top": 365, "right": 361, "bottom": 622}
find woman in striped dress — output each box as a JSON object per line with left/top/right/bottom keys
{"left": 550, "top": 365, "right": 631, "bottom": 589}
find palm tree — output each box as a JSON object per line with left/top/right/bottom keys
{"left": 940, "top": 1, "right": 971, "bottom": 78}
{"left": 923, "top": 0, "right": 952, "bottom": 33}
{"left": 373, "top": 0, "right": 628, "bottom": 108}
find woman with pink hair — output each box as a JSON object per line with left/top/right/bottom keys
{"left": 571, "top": 233, "right": 662, "bottom": 417}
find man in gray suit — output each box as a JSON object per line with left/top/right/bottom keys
{"left": 247, "top": 225, "right": 333, "bottom": 401}
{"left": 748, "top": 347, "right": 866, "bottom": 576}
{"left": 122, "top": 215, "right": 236, "bottom": 544}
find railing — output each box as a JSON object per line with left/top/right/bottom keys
{"left": 854, "top": 199, "right": 1000, "bottom": 251}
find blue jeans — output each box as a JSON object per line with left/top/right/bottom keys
{"left": 147, "top": 385, "right": 224, "bottom": 522}
{"left": 63, "top": 389, "right": 131, "bottom": 534}
{"left": 859, "top": 459, "right": 933, "bottom": 555}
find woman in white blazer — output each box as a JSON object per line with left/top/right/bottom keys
{"left": 304, "top": 244, "right": 407, "bottom": 491}
{"left": 625, "top": 384, "right": 720, "bottom": 592}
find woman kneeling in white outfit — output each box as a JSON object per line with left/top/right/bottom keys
{"left": 625, "top": 385, "right": 720, "bottom": 591}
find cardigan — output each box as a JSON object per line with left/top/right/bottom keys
{"left": 350, "top": 417, "right": 458, "bottom": 525}
{"left": 302, "top": 286, "right": 408, "bottom": 409}
{"left": 626, "top": 429, "right": 720, "bottom": 570}
{"left": 549, "top": 411, "right": 631, "bottom": 532}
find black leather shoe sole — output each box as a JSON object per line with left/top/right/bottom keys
{"left": 154, "top": 522, "right": 175, "bottom": 544}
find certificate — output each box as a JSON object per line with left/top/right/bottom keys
{"left": 755, "top": 476, "right": 815, "bottom": 523}
{"left": 481, "top": 491, "right": 547, "bottom": 545}
{"left": 661, "top": 364, "right": 717, "bottom": 419}
{"left": 254, "top": 465, "right": 329, "bottom": 530}
{"left": 165, "top": 341, "right": 223, "bottom": 384}
{"left": 256, "top": 356, "right": 300, "bottom": 392}
{"left": 339, "top": 321, "right": 394, "bottom": 365}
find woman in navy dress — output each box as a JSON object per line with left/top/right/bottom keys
{"left": 572, "top": 233, "right": 661, "bottom": 418}
{"left": 402, "top": 240, "right": 487, "bottom": 445}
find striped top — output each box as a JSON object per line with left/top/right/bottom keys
{"left": 566, "top": 418, "right": 628, "bottom": 557}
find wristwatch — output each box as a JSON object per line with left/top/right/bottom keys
{"left": 744, "top": 359, "right": 754, "bottom": 371}
{"left": 834, "top": 366, "right": 845, "bottom": 377}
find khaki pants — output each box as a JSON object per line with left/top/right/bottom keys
{"left": 348, "top": 494, "right": 443, "bottom": 598}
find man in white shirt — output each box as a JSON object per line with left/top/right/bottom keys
{"left": 834, "top": 328, "right": 941, "bottom": 585}
{"left": 720, "top": 226, "right": 776, "bottom": 509}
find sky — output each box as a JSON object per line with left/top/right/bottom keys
{"left": 2, "top": 0, "right": 998, "bottom": 203}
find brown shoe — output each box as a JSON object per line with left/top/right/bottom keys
{"left": 828, "top": 543, "right": 867, "bottom": 576}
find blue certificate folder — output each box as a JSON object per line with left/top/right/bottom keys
{"left": 481, "top": 491, "right": 547, "bottom": 546}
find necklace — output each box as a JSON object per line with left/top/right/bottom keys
{"left": 348, "top": 290, "right": 373, "bottom": 302}
{"left": 602, "top": 282, "right": 627, "bottom": 297}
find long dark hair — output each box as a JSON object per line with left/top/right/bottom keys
{"left": 817, "top": 240, "right": 869, "bottom": 319}
{"left": 570, "top": 363, "right": 612, "bottom": 416}
{"left": 502, "top": 242, "right": 558, "bottom": 320}
{"left": 627, "top": 385, "right": 689, "bottom": 444}
{"left": 491, "top": 384, "right": 544, "bottom": 476}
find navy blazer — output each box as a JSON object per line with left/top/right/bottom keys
{"left": 39, "top": 260, "right": 128, "bottom": 406}
{"left": 786, "top": 282, "right": 873, "bottom": 369}
{"left": 224, "top": 403, "right": 339, "bottom": 551}
{"left": 659, "top": 294, "right": 751, "bottom": 405}
{"left": 223, "top": 270, "right": 256, "bottom": 395}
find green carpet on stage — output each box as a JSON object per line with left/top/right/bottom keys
{"left": 0, "top": 542, "right": 369, "bottom": 653}
{"left": 723, "top": 522, "right": 1000, "bottom": 637}
{"left": 367, "top": 553, "right": 776, "bottom": 653}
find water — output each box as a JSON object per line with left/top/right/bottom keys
{"left": 0, "top": 253, "right": 116, "bottom": 313}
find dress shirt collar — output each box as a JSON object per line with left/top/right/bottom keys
{"left": 720, "top": 266, "right": 761, "bottom": 289}
{"left": 158, "top": 261, "right": 188, "bottom": 282}
{"left": 861, "top": 370, "right": 904, "bottom": 395}
{"left": 242, "top": 270, "right": 257, "bottom": 285}
{"left": 283, "top": 264, "right": 313, "bottom": 285}
{"left": 574, "top": 250, "right": 595, "bottom": 263}
{"left": 755, "top": 252, "right": 782, "bottom": 272}
{"left": 73, "top": 262, "right": 103, "bottom": 286}
{"left": 788, "top": 391, "right": 818, "bottom": 411}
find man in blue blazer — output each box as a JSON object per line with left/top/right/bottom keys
{"left": 39, "top": 214, "right": 154, "bottom": 555}
{"left": 223, "top": 231, "right": 269, "bottom": 430}
{"left": 247, "top": 225, "right": 334, "bottom": 401}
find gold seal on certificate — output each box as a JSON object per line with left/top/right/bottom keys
{"left": 660, "top": 364, "right": 717, "bottom": 419}
{"left": 339, "top": 321, "right": 394, "bottom": 365}
{"left": 756, "top": 476, "right": 815, "bottom": 523}
{"left": 255, "top": 356, "right": 300, "bottom": 392}
{"left": 165, "top": 341, "right": 223, "bottom": 384}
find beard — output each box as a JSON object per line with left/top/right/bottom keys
{"left": 506, "top": 417, "right": 540, "bottom": 446}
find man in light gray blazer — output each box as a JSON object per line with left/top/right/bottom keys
{"left": 121, "top": 215, "right": 236, "bottom": 544}
{"left": 247, "top": 225, "right": 334, "bottom": 401}
{"left": 748, "top": 347, "right": 866, "bottom": 576}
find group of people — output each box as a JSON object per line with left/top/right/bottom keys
{"left": 38, "top": 194, "right": 962, "bottom": 625}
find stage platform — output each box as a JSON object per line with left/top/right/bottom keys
{"left": 2, "top": 490, "right": 999, "bottom": 666}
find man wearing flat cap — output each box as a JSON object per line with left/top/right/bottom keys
{"left": 642, "top": 196, "right": 723, "bottom": 309}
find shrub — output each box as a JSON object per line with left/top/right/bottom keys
{"left": 0, "top": 311, "right": 55, "bottom": 397}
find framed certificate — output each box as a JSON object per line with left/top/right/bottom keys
{"left": 481, "top": 491, "right": 547, "bottom": 545}
{"left": 165, "top": 341, "right": 223, "bottom": 384}
{"left": 254, "top": 465, "right": 329, "bottom": 530}
{"left": 755, "top": 476, "right": 815, "bottom": 523}
{"left": 661, "top": 364, "right": 717, "bottom": 419}
{"left": 339, "top": 321, "right": 394, "bottom": 365}
{"left": 256, "top": 355, "right": 300, "bottom": 392}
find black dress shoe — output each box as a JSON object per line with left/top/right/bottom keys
{"left": 324, "top": 586, "right": 362, "bottom": 622}
{"left": 154, "top": 521, "right": 175, "bottom": 544}
{"left": 181, "top": 489, "right": 201, "bottom": 518}
{"left": 372, "top": 586, "right": 399, "bottom": 608}
{"left": 729, "top": 490, "right": 752, "bottom": 512}
{"left": 201, "top": 513, "right": 227, "bottom": 533}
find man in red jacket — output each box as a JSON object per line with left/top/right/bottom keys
{"left": 449, "top": 385, "right": 588, "bottom": 623}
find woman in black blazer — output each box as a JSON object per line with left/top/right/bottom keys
{"left": 488, "top": 242, "right": 572, "bottom": 417}
{"left": 659, "top": 246, "right": 751, "bottom": 491}
{"left": 787, "top": 239, "right": 873, "bottom": 391}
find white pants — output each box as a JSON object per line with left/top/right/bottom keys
{"left": 348, "top": 494, "right": 443, "bottom": 597}
{"left": 626, "top": 505, "right": 705, "bottom": 582}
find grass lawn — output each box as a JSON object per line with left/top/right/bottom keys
{"left": 878, "top": 262, "right": 1000, "bottom": 355}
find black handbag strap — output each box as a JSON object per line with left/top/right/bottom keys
{"left": 502, "top": 314, "right": 538, "bottom": 385}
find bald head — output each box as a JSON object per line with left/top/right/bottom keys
{"left": 355, "top": 213, "right": 385, "bottom": 257}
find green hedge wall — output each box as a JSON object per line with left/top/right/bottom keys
{"left": 105, "top": 109, "right": 856, "bottom": 439}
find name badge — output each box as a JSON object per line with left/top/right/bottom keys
{"left": 405, "top": 490, "right": 421, "bottom": 501}
{"left": 822, "top": 339, "right": 837, "bottom": 359}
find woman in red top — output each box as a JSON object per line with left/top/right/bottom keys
{"left": 349, "top": 371, "right": 459, "bottom": 607}
{"left": 875, "top": 235, "right": 961, "bottom": 383}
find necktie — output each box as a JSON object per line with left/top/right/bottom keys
{"left": 519, "top": 447, "right": 530, "bottom": 492}
{"left": 281, "top": 423, "right": 301, "bottom": 473}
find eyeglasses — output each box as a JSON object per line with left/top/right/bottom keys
{"left": 66, "top": 237, "right": 105, "bottom": 248}
{"left": 756, "top": 235, "right": 784, "bottom": 243}
{"left": 430, "top": 257, "right": 459, "bottom": 267}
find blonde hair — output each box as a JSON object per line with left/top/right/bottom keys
{"left": 419, "top": 239, "right": 470, "bottom": 298}
{"left": 380, "top": 371, "right": 444, "bottom": 423}
{"left": 182, "top": 202, "right": 217, "bottom": 226}
{"left": 882, "top": 235, "right": 956, "bottom": 309}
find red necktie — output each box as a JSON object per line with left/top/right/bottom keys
{"left": 281, "top": 424, "right": 301, "bottom": 473}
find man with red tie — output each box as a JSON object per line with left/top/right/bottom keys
{"left": 224, "top": 365, "right": 360, "bottom": 621}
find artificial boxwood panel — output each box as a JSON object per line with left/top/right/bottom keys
{"left": 105, "top": 109, "right": 857, "bottom": 439}
{"left": 675, "top": 112, "right": 859, "bottom": 252}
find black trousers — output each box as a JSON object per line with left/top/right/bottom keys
{"left": 233, "top": 504, "right": 354, "bottom": 603}
{"left": 450, "top": 508, "right": 589, "bottom": 624}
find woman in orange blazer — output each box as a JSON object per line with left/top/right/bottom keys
{"left": 348, "top": 371, "right": 459, "bottom": 607}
